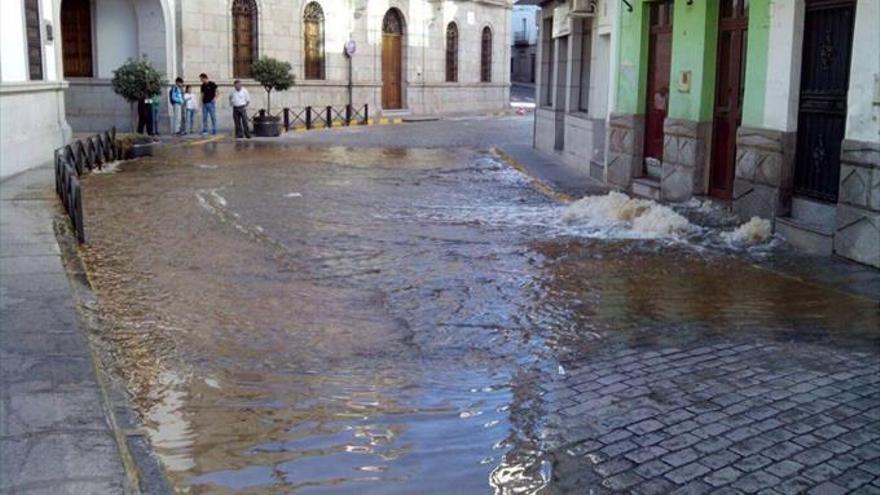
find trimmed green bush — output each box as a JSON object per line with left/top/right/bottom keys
{"left": 251, "top": 57, "right": 295, "bottom": 114}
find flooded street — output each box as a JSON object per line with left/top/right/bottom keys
{"left": 78, "top": 140, "right": 879, "bottom": 494}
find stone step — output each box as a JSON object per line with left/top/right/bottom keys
{"left": 775, "top": 216, "right": 834, "bottom": 256}
{"left": 631, "top": 177, "right": 661, "bottom": 201}
{"left": 791, "top": 196, "right": 837, "bottom": 231}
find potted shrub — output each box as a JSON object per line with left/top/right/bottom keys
{"left": 251, "top": 57, "right": 295, "bottom": 137}
{"left": 111, "top": 59, "right": 162, "bottom": 156}
{"left": 113, "top": 133, "right": 156, "bottom": 159}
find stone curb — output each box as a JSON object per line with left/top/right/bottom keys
{"left": 54, "top": 196, "right": 174, "bottom": 495}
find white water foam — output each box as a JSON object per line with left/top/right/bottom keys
{"left": 723, "top": 216, "right": 773, "bottom": 245}
{"left": 90, "top": 161, "right": 124, "bottom": 174}
{"left": 562, "top": 191, "right": 694, "bottom": 238}
{"left": 285, "top": 192, "right": 303, "bottom": 198}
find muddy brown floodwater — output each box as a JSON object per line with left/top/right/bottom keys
{"left": 78, "top": 142, "right": 879, "bottom": 494}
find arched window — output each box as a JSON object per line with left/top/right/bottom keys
{"left": 480, "top": 26, "right": 492, "bottom": 83}
{"left": 445, "top": 22, "right": 458, "bottom": 83}
{"left": 303, "top": 2, "right": 325, "bottom": 80}
{"left": 232, "top": 0, "right": 258, "bottom": 78}
{"left": 382, "top": 8, "right": 404, "bottom": 35}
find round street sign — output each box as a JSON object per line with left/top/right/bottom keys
{"left": 345, "top": 40, "right": 357, "bottom": 57}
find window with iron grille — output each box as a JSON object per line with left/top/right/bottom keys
{"left": 304, "top": 2, "right": 325, "bottom": 80}
{"left": 24, "top": 0, "right": 43, "bottom": 80}
{"left": 445, "top": 22, "right": 458, "bottom": 82}
{"left": 232, "top": 0, "right": 258, "bottom": 78}
{"left": 480, "top": 26, "right": 492, "bottom": 83}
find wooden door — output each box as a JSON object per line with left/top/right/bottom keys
{"left": 793, "top": 0, "right": 855, "bottom": 202}
{"left": 382, "top": 10, "right": 404, "bottom": 110}
{"left": 382, "top": 35, "right": 402, "bottom": 109}
{"left": 61, "top": 0, "right": 93, "bottom": 77}
{"left": 709, "top": 0, "right": 749, "bottom": 199}
{"left": 232, "top": 0, "right": 258, "bottom": 78}
{"left": 643, "top": 0, "right": 674, "bottom": 171}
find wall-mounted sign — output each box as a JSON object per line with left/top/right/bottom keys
{"left": 552, "top": 4, "right": 571, "bottom": 38}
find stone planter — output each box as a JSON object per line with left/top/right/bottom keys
{"left": 130, "top": 142, "right": 154, "bottom": 158}
{"left": 253, "top": 111, "right": 281, "bottom": 137}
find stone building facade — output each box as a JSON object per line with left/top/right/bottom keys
{"left": 1, "top": 0, "right": 71, "bottom": 179}
{"left": 532, "top": 0, "right": 617, "bottom": 182}
{"left": 60, "top": 0, "right": 512, "bottom": 134}
{"left": 534, "top": 0, "right": 879, "bottom": 268}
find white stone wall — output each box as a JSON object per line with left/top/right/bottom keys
{"left": 845, "top": 0, "right": 879, "bottom": 144}
{"left": 1, "top": 0, "right": 71, "bottom": 179}
{"left": 176, "top": 0, "right": 510, "bottom": 116}
{"left": 62, "top": 0, "right": 510, "bottom": 133}
{"left": 762, "top": 0, "right": 804, "bottom": 132}
{"left": 532, "top": 0, "right": 615, "bottom": 173}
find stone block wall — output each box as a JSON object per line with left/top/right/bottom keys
{"left": 534, "top": 107, "right": 557, "bottom": 153}
{"left": 0, "top": 83, "right": 71, "bottom": 180}
{"left": 731, "top": 127, "right": 796, "bottom": 221}
{"left": 834, "top": 140, "right": 880, "bottom": 268}
{"left": 660, "top": 118, "right": 710, "bottom": 202}
{"left": 606, "top": 113, "right": 643, "bottom": 189}
{"left": 559, "top": 114, "right": 606, "bottom": 180}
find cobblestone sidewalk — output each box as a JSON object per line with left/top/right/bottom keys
{"left": 545, "top": 341, "right": 880, "bottom": 494}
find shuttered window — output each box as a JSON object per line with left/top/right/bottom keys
{"left": 232, "top": 0, "right": 258, "bottom": 78}
{"left": 303, "top": 2, "right": 325, "bottom": 80}
{"left": 24, "top": 0, "right": 43, "bottom": 80}
{"left": 61, "top": 0, "right": 93, "bottom": 77}
{"left": 445, "top": 22, "right": 458, "bottom": 82}
{"left": 480, "top": 27, "right": 492, "bottom": 83}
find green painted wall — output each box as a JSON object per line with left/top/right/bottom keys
{"left": 741, "top": 0, "right": 771, "bottom": 128}
{"left": 667, "top": 0, "right": 719, "bottom": 122}
{"left": 614, "top": 2, "right": 649, "bottom": 114}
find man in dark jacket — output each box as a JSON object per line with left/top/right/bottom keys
{"left": 199, "top": 73, "right": 218, "bottom": 135}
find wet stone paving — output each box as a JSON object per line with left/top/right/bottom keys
{"left": 75, "top": 140, "right": 879, "bottom": 494}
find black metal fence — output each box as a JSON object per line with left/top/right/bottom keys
{"left": 54, "top": 128, "right": 118, "bottom": 244}
{"left": 270, "top": 104, "right": 368, "bottom": 131}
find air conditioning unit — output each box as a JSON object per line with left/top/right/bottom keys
{"left": 570, "top": 0, "right": 598, "bottom": 17}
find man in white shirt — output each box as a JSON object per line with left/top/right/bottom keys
{"left": 228, "top": 79, "right": 251, "bottom": 139}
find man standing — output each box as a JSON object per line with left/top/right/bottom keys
{"left": 229, "top": 79, "right": 251, "bottom": 139}
{"left": 169, "top": 77, "right": 185, "bottom": 135}
{"left": 199, "top": 73, "right": 218, "bottom": 135}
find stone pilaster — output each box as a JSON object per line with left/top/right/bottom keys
{"left": 834, "top": 140, "right": 880, "bottom": 268}
{"left": 660, "top": 118, "right": 711, "bottom": 202}
{"left": 732, "top": 127, "right": 797, "bottom": 220}
{"left": 606, "top": 113, "right": 644, "bottom": 189}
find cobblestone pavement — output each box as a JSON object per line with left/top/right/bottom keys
{"left": 543, "top": 341, "right": 880, "bottom": 495}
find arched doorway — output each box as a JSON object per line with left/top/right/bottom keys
{"left": 381, "top": 8, "right": 404, "bottom": 110}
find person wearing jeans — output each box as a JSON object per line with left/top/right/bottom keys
{"left": 169, "top": 77, "right": 185, "bottom": 135}
{"left": 199, "top": 73, "right": 218, "bottom": 135}
{"left": 184, "top": 85, "right": 197, "bottom": 134}
{"left": 150, "top": 92, "right": 162, "bottom": 136}
{"left": 229, "top": 79, "right": 251, "bottom": 139}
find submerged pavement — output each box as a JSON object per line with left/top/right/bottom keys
{"left": 2, "top": 115, "right": 878, "bottom": 495}
{"left": 0, "top": 167, "right": 130, "bottom": 494}
{"left": 70, "top": 130, "right": 880, "bottom": 495}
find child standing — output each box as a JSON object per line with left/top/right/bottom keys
{"left": 169, "top": 77, "right": 185, "bottom": 135}
{"left": 184, "top": 85, "right": 197, "bottom": 135}
{"left": 150, "top": 92, "right": 162, "bottom": 136}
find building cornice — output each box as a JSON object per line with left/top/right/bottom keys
{"left": 0, "top": 80, "right": 68, "bottom": 95}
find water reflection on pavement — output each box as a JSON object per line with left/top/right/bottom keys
{"left": 78, "top": 142, "right": 878, "bottom": 494}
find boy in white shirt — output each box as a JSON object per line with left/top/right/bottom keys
{"left": 183, "top": 85, "right": 198, "bottom": 135}
{"left": 229, "top": 79, "right": 251, "bottom": 139}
